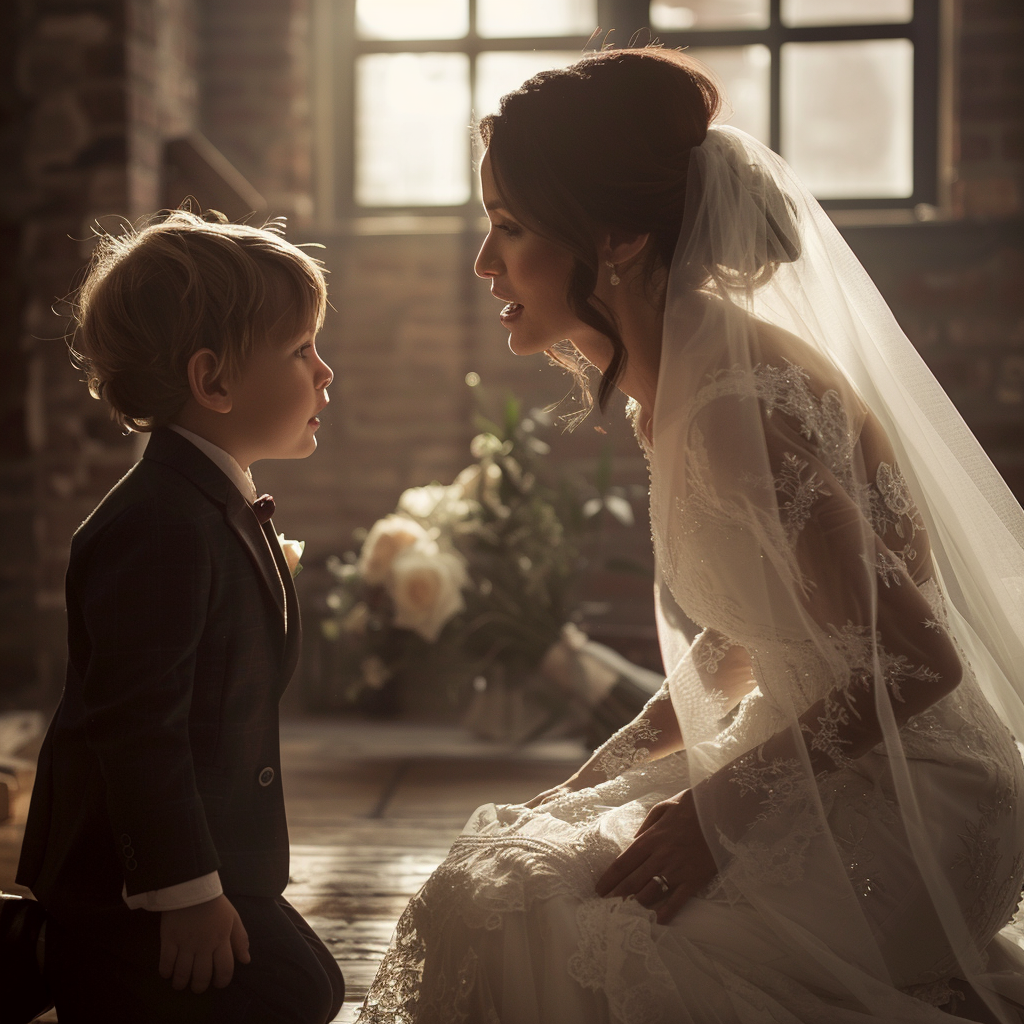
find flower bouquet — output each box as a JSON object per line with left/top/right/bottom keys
{"left": 321, "top": 396, "right": 657, "bottom": 739}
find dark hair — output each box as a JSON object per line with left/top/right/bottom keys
{"left": 71, "top": 209, "right": 328, "bottom": 432}
{"left": 478, "top": 47, "right": 722, "bottom": 413}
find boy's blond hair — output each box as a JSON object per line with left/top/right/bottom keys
{"left": 71, "top": 210, "right": 328, "bottom": 432}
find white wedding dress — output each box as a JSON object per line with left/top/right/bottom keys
{"left": 356, "top": 128, "right": 1024, "bottom": 1023}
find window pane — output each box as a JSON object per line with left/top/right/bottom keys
{"left": 691, "top": 46, "right": 770, "bottom": 144}
{"left": 356, "top": 53, "right": 471, "bottom": 206}
{"left": 650, "top": 0, "right": 769, "bottom": 31}
{"left": 781, "top": 38, "right": 913, "bottom": 199}
{"left": 782, "top": 0, "right": 912, "bottom": 27}
{"left": 477, "top": 0, "right": 596, "bottom": 38}
{"left": 475, "top": 51, "right": 580, "bottom": 118}
{"left": 356, "top": 0, "right": 468, "bottom": 40}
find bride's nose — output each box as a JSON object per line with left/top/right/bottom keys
{"left": 474, "top": 236, "right": 502, "bottom": 280}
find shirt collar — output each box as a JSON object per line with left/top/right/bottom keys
{"left": 168, "top": 425, "right": 257, "bottom": 503}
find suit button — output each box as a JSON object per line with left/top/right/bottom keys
{"left": 258, "top": 767, "right": 275, "bottom": 787}
{"left": 121, "top": 834, "right": 131, "bottom": 846}
{"left": 123, "top": 846, "right": 135, "bottom": 859}
{"left": 125, "top": 858, "right": 138, "bottom": 871}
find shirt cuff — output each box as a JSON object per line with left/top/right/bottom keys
{"left": 122, "top": 870, "right": 223, "bottom": 911}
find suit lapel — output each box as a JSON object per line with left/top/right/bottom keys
{"left": 144, "top": 429, "right": 287, "bottom": 629}
{"left": 263, "top": 521, "right": 302, "bottom": 682}
{"left": 224, "top": 489, "right": 287, "bottom": 622}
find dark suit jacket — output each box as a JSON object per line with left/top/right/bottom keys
{"left": 17, "top": 428, "right": 301, "bottom": 912}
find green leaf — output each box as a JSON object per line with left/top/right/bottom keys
{"left": 503, "top": 394, "right": 520, "bottom": 439}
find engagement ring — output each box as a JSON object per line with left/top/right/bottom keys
{"left": 652, "top": 874, "right": 670, "bottom": 895}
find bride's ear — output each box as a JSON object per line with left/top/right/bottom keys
{"left": 600, "top": 230, "right": 650, "bottom": 267}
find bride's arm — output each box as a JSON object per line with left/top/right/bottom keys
{"left": 524, "top": 683, "right": 680, "bottom": 807}
{"left": 526, "top": 630, "right": 756, "bottom": 807}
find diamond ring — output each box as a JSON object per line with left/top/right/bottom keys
{"left": 652, "top": 873, "right": 670, "bottom": 895}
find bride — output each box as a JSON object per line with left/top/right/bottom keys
{"left": 358, "top": 48, "right": 1024, "bottom": 1022}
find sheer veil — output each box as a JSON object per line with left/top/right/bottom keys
{"left": 650, "top": 125, "right": 1024, "bottom": 1017}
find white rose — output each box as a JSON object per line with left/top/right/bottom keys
{"left": 388, "top": 546, "right": 469, "bottom": 642}
{"left": 397, "top": 484, "right": 448, "bottom": 520}
{"left": 276, "top": 534, "right": 304, "bottom": 576}
{"left": 452, "top": 464, "right": 481, "bottom": 500}
{"left": 358, "top": 515, "right": 430, "bottom": 585}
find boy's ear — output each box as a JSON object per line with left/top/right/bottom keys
{"left": 599, "top": 230, "right": 650, "bottom": 268}
{"left": 187, "top": 349, "right": 232, "bottom": 414}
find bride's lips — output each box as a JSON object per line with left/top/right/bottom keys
{"left": 499, "top": 301, "right": 523, "bottom": 325}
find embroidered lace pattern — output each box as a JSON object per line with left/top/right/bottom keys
{"left": 692, "top": 628, "right": 737, "bottom": 675}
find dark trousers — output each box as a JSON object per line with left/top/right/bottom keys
{"left": 45, "top": 895, "right": 345, "bottom": 1024}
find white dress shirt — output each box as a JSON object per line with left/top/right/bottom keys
{"left": 123, "top": 426, "right": 258, "bottom": 912}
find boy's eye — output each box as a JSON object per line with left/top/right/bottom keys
{"left": 296, "top": 343, "right": 312, "bottom": 358}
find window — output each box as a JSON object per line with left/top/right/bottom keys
{"left": 318, "top": 0, "right": 942, "bottom": 222}
{"left": 646, "top": 0, "right": 942, "bottom": 211}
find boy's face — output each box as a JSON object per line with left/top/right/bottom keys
{"left": 227, "top": 329, "right": 333, "bottom": 465}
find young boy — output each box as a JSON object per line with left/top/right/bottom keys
{"left": 15, "top": 211, "right": 344, "bottom": 1023}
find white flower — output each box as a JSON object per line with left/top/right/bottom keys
{"left": 358, "top": 515, "right": 430, "bottom": 585}
{"left": 451, "top": 464, "right": 481, "bottom": 500}
{"left": 470, "top": 432, "right": 504, "bottom": 459}
{"left": 276, "top": 534, "right": 305, "bottom": 576}
{"left": 388, "top": 546, "right": 469, "bottom": 642}
{"left": 397, "top": 484, "right": 448, "bottom": 520}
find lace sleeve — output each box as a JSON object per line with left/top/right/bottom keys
{"left": 592, "top": 680, "right": 673, "bottom": 780}
{"left": 675, "top": 367, "right": 963, "bottom": 772}
{"left": 692, "top": 627, "right": 757, "bottom": 713}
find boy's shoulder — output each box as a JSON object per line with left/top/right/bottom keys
{"left": 74, "top": 428, "right": 234, "bottom": 549}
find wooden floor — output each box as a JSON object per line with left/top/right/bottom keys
{"left": 0, "top": 718, "right": 587, "bottom": 1023}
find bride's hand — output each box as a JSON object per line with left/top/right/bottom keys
{"left": 523, "top": 783, "right": 573, "bottom": 809}
{"left": 524, "top": 756, "right": 610, "bottom": 808}
{"left": 594, "top": 788, "right": 717, "bottom": 925}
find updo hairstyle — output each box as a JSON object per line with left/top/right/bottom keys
{"left": 71, "top": 209, "right": 328, "bottom": 432}
{"left": 479, "top": 47, "right": 721, "bottom": 411}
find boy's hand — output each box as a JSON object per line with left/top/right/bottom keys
{"left": 159, "top": 894, "right": 251, "bottom": 993}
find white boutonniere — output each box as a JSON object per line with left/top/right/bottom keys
{"left": 277, "top": 534, "right": 305, "bottom": 577}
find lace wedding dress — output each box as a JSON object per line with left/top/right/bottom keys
{"left": 356, "top": 127, "right": 1024, "bottom": 1023}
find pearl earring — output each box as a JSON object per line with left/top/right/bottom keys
{"left": 605, "top": 261, "right": 620, "bottom": 286}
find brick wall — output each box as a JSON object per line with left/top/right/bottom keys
{"left": 2, "top": 0, "right": 312, "bottom": 711}
{"left": 4, "top": 1, "right": 140, "bottom": 711}
{"left": 953, "top": 0, "right": 1024, "bottom": 218}
{"left": 3, "top": 0, "right": 1022, "bottom": 713}
{"left": 199, "top": 0, "right": 314, "bottom": 220}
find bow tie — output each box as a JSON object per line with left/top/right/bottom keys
{"left": 252, "top": 494, "right": 276, "bottom": 525}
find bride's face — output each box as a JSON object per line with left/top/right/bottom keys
{"left": 474, "top": 151, "right": 613, "bottom": 368}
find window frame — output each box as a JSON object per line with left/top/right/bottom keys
{"left": 319, "top": 0, "right": 945, "bottom": 224}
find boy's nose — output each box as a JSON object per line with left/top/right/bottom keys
{"left": 317, "top": 355, "right": 333, "bottom": 389}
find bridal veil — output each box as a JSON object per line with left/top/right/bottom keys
{"left": 653, "top": 123, "right": 1024, "bottom": 1019}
